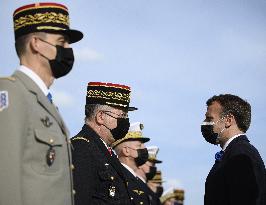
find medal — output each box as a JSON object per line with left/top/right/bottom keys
{"left": 109, "top": 186, "right": 116, "bottom": 197}
{"left": 46, "top": 147, "right": 56, "bottom": 166}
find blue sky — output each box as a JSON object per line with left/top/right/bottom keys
{"left": 1, "top": 1, "right": 266, "bottom": 204}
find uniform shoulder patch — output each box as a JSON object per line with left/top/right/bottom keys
{"left": 0, "top": 77, "right": 16, "bottom": 82}
{"left": 0, "top": 91, "right": 9, "bottom": 111}
{"left": 71, "top": 136, "right": 90, "bottom": 143}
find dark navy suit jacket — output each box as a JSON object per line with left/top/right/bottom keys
{"left": 204, "top": 135, "right": 266, "bottom": 205}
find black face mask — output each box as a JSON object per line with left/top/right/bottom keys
{"left": 110, "top": 118, "right": 130, "bottom": 141}
{"left": 146, "top": 166, "right": 157, "bottom": 180}
{"left": 38, "top": 39, "right": 74, "bottom": 78}
{"left": 201, "top": 123, "right": 219, "bottom": 145}
{"left": 49, "top": 45, "right": 74, "bottom": 78}
{"left": 156, "top": 186, "right": 164, "bottom": 197}
{"left": 135, "top": 148, "right": 148, "bottom": 166}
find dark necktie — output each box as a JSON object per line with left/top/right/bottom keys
{"left": 47, "top": 92, "right": 53, "bottom": 103}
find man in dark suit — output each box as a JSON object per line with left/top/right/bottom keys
{"left": 201, "top": 94, "right": 266, "bottom": 205}
{"left": 0, "top": 3, "right": 83, "bottom": 205}
{"left": 71, "top": 82, "right": 137, "bottom": 205}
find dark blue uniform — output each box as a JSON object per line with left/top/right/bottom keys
{"left": 71, "top": 125, "right": 132, "bottom": 205}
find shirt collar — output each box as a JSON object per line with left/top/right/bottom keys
{"left": 99, "top": 137, "right": 116, "bottom": 156}
{"left": 137, "top": 175, "right": 146, "bottom": 183}
{"left": 18, "top": 65, "right": 49, "bottom": 96}
{"left": 222, "top": 133, "right": 245, "bottom": 151}
{"left": 121, "top": 163, "right": 137, "bottom": 177}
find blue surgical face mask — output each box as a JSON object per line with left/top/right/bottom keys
{"left": 201, "top": 119, "right": 226, "bottom": 145}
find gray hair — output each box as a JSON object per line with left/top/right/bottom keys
{"left": 85, "top": 104, "right": 111, "bottom": 121}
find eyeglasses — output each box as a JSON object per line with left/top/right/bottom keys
{"left": 124, "top": 146, "right": 138, "bottom": 151}
{"left": 102, "top": 110, "right": 128, "bottom": 119}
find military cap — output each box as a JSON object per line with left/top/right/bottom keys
{"left": 112, "top": 122, "right": 149, "bottom": 148}
{"left": 174, "top": 188, "right": 185, "bottom": 203}
{"left": 148, "top": 170, "right": 164, "bottom": 184}
{"left": 147, "top": 146, "right": 162, "bottom": 163}
{"left": 160, "top": 187, "right": 185, "bottom": 204}
{"left": 160, "top": 187, "right": 176, "bottom": 204}
{"left": 86, "top": 82, "right": 137, "bottom": 112}
{"left": 13, "top": 2, "right": 83, "bottom": 43}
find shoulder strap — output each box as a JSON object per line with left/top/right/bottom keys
{"left": 71, "top": 136, "right": 90, "bottom": 143}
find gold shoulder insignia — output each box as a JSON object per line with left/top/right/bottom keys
{"left": 71, "top": 136, "right": 90, "bottom": 143}
{"left": 132, "top": 189, "right": 144, "bottom": 195}
{"left": 0, "top": 77, "right": 16, "bottom": 82}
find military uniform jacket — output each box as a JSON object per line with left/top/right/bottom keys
{"left": 137, "top": 178, "right": 161, "bottom": 205}
{"left": 121, "top": 165, "right": 152, "bottom": 205}
{"left": 204, "top": 135, "right": 266, "bottom": 205}
{"left": 0, "top": 71, "right": 74, "bottom": 205}
{"left": 71, "top": 125, "right": 132, "bottom": 205}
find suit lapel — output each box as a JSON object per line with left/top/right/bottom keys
{"left": 82, "top": 125, "right": 128, "bottom": 181}
{"left": 13, "top": 71, "right": 66, "bottom": 132}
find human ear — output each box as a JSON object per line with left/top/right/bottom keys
{"left": 29, "top": 36, "right": 40, "bottom": 53}
{"left": 225, "top": 114, "right": 234, "bottom": 128}
{"left": 95, "top": 111, "right": 105, "bottom": 125}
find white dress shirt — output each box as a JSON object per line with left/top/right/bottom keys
{"left": 222, "top": 133, "right": 245, "bottom": 151}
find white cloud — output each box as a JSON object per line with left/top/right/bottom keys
{"left": 51, "top": 90, "right": 75, "bottom": 107}
{"left": 74, "top": 47, "right": 103, "bottom": 62}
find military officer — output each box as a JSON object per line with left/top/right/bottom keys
{"left": 71, "top": 82, "right": 137, "bottom": 205}
{"left": 146, "top": 146, "right": 163, "bottom": 194}
{"left": 0, "top": 2, "right": 83, "bottom": 205}
{"left": 135, "top": 158, "right": 162, "bottom": 204}
{"left": 112, "top": 122, "right": 151, "bottom": 205}
{"left": 147, "top": 170, "right": 164, "bottom": 199}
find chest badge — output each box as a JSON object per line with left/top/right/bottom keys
{"left": 109, "top": 186, "right": 116, "bottom": 197}
{"left": 0, "top": 91, "right": 8, "bottom": 111}
{"left": 41, "top": 116, "right": 53, "bottom": 127}
{"left": 46, "top": 147, "right": 56, "bottom": 166}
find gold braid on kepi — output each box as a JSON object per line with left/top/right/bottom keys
{"left": 160, "top": 189, "right": 176, "bottom": 204}
{"left": 174, "top": 189, "right": 185, "bottom": 204}
{"left": 112, "top": 122, "right": 149, "bottom": 148}
{"left": 86, "top": 82, "right": 137, "bottom": 112}
{"left": 160, "top": 187, "right": 185, "bottom": 204}
{"left": 13, "top": 2, "right": 83, "bottom": 43}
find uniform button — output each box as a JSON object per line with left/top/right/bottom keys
{"left": 110, "top": 176, "right": 114, "bottom": 180}
{"left": 49, "top": 139, "right": 54, "bottom": 144}
{"left": 71, "top": 164, "right": 75, "bottom": 170}
{"left": 140, "top": 202, "right": 143, "bottom": 205}
{"left": 130, "top": 197, "right": 133, "bottom": 200}
{"left": 72, "top": 189, "right": 76, "bottom": 195}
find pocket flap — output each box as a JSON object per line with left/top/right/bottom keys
{"left": 34, "top": 129, "right": 63, "bottom": 146}
{"left": 98, "top": 170, "right": 113, "bottom": 181}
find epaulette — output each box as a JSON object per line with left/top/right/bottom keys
{"left": 0, "top": 77, "right": 16, "bottom": 82}
{"left": 71, "top": 136, "right": 90, "bottom": 143}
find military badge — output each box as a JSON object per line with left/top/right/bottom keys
{"left": 109, "top": 186, "right": 116, "bottom": 197}
{"left": 0, "top": 91, "right": 8, "bottom": 111}
{"left": 46, "top": 147, "right": 56, "bottom": 166}
{"left": 41, "top": 116, "right": 53, "bottom": 127}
